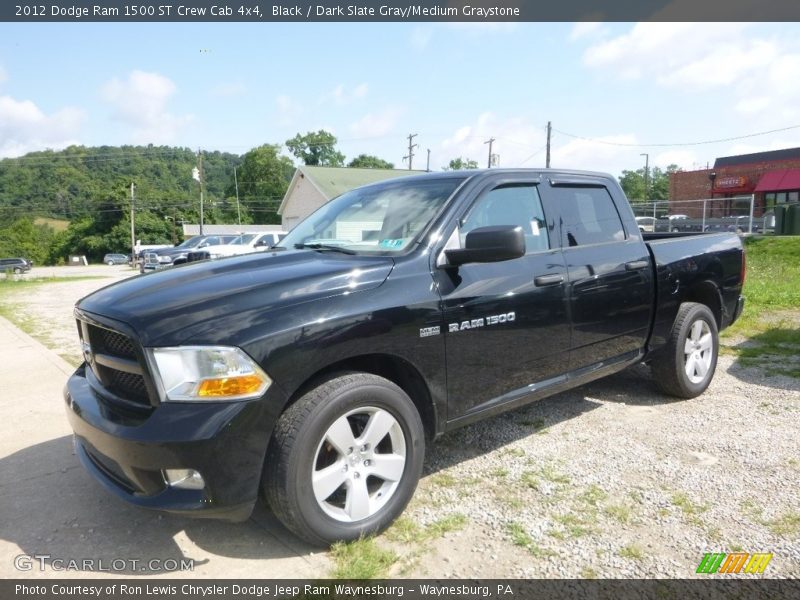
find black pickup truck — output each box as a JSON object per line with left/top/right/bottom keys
{"left": 65, "top": 169, "right": 745, "bottom": 545}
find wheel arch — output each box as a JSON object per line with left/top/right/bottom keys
{"left": 283, "top": 353, "right": 439, "bottom": 442}
{"left": 685, "top": 280, "right": 723, "bottom": 329}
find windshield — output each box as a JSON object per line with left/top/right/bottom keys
{"left": 231, "top": 234, "right": 258, "bottom": 245}
{"left": 281, "top": 177, "right": 465, "bottom": 254}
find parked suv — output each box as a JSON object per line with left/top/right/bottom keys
{"left": 0, "top": 258, "right": 32, "bottom": 274}
{"left": 103, "top": 253, "right": 129, "bottom": 265}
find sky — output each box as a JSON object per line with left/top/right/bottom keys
{"left": 1, "top": 21, "right": 800, "bottom": 176}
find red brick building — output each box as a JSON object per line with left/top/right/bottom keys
{"left": 669, "top": 147, "right": 800, "bottom": 217}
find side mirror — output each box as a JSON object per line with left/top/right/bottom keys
{"left": 444, "top": 225, "right": 525, "bottom": 267}
{"left": 254, "top": 239, "right": 268, "bottom": 247}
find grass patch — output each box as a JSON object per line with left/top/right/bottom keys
{"left": 384, "top": 517, "right": 422, "bottom": 544}
{"left": 505, "top": 522, "right": 552, "bottom": 557}
{"left": 671, "top": 492, "right": 709, "bottom": 516}
{"left": 426, "top": 513, "right": 468, "bottom": 538}
{"left": 539, "top": 464, "right": 570, "bottom": 484}
{"left": 329, "top": 537, "right": 398, "bottom": 579}
{"left": 720, "top": 236, "right": 800, "bottom": 377}
{"left": 520, "top": 471, "right": 540, "bottom": 490}
{"left": 501, "top": 447, "right": 526, "bottom": 458}
{"left": 618, "top": 544, "right": 645, "bottom": 560}
{"left": 428, "top": 472, "right": 457, "bottom": 488}
{"left": 0, "top": 275, "right": 106, "bottom": 289}
{"left": 386, "top": 514, "right": 468, "bottom": 544}
{"left": 604, "top": 504, "right": 632, "bottom": 524}
{"left": 580, "top": 485, "right": 608, "bottom": 507}
{"left": 581, "top": 566, "right": 598, "bottom": 579}
{"left": 764, "top": 512, "right": 800, "bottom": 537}
{"left": 490, "top": 467, "right": 509, "bottom": 478}
{"left": 34, "top": 216, "right": 70, "bottom": 232}
{"left": 553, "top": 513, "right": 594, "bottom": 538}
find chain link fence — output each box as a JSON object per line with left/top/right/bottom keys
{"left": 629, "top": 195, "right": 767, "bottom": 234}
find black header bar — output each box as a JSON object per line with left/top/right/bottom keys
{"left": 3, "top": 0, "right": 800, "bottom": 22}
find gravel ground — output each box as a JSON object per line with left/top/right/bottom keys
{"left": 3, "top": 273, "right": 799, "bottom": 579}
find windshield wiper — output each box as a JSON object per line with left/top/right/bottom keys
{"left": 294, "top": 243, "right": 356, "bottom": 255}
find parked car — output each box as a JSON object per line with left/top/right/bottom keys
{"left": 0, "top": 257, "right": 32, "bottom": 274}
{"left": 187, "top": 231, "right": 288, "bottom": 262}
{"left": 65, "top": 169, "right": 744, "bottom": 546}
{"left": 103, "top": 253, "right": 129, "bottom": 265}
{"left": 138, "top": 235, "right": 237, "bottom": 272}
{"left": 634, "top": 216, "right": 657, "bottom": 232}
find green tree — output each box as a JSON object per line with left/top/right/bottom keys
{"left": 0, "top": 218, "right": 56, "bottom": 265}
{"left": 285, "top": 130, "right": 345, "bottom": 166}
{"left": 347, "top": 154, "right": 395, "bottom": 169}
{"left": 443, "top": 157, "right": 479, "bottom": 171}
{"left": 233, "top": 145, "right": 295, "bottom": 224}
{"left": 619, "top": 164, "right": 681, "bottom": 202}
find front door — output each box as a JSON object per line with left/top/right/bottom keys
{"left": 434, "top": 179, "right": 570, "bottom": 420}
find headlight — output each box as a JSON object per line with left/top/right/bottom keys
{"left": 147, "top": 346, "right": 271, "bottom": 402}
{"left": 158, "top": 256, "right": 173, "bottom": 263}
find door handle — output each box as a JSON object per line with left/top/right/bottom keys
{"left": 625, "top": 260, "right": 649, "bottom": 271}
{"left": 534, "top": 274, "right": 565, "bottom": 286}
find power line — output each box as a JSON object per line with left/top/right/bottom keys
{"left": 552, "top": 123, "right": 800, "bottom": 148}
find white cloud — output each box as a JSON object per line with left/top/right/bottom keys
{"left": 0, "top": 95, "right": 84, "bottom": 158}
{"left": 569, "top": 22, "right": 604, "bottom": 42}
{"left": 446, "top": 23, "right": 518, "bottom": 34}
{"left": 349, "top": 107, "right": 403, "bottom": 138}
{"left": 322, "top": 83, "right": 368, "bottom": 106}
{"left": 101, "top": 70, "right": 191, "bottom": 144}
{"left": 580, "top": 23, "right": 800, "bottom": 127}
{"left": 439, "top": 112, "right": 547, "bottom": 169}
{"left": 550, "top": 134, "right": 640, "bottom": 173}
{"left": 210, "top": 81, "right": 247, "bottom": 97}
{"left": 275, "top": 94, "right": 303, "bottom": 125}
{"left": 410, "top": 27, "right": 433, "bottom": 51}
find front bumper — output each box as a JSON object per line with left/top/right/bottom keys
{"left": 64, "top": 365, "right": 280, "bottom": 521}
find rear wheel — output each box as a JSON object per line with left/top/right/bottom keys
{"left": 264, "top": 373, "right": 425, "bottom": 546}
{"left": 652, "top": 302, "right": 718, "bottom": 398}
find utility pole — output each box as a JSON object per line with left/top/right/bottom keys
{"left": 640, "top": 152, "right": 650, "bottom": 202}
{"left": 545, "top": 121, "right": 552, "bottom": 168}
{"left": 130, "top": 182, "right": 136, "bottom": 266}
{"left": 426, "top": 149, "right": 431, "bottom": 172}
{"left": 484, "top": 137, "right": 495, "bottom": 168}
{"left": 233, "top": 165, "right": 242, "bottom": 226}
{"left": 403, "top": 133, "right": 418, "bottom": 170}
{"left": 198, "top": 149, "right": 204, "bottom": 235}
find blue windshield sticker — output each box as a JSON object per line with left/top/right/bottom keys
{"left": 379, "top": 239, "right": 404, "bottom": 248}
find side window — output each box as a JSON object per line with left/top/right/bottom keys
{"left": 460, "top": 184, "right": 550, "bottom": 253}
{"left": 550, "top": 186, "right": 625, "bottom": 247}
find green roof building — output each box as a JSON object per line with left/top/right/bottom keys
{"left": 277, "top": 165, "right": 424, "bottom": 230}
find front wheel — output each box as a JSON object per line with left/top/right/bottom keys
{"left": 652, "top": 302, "right": 718, "bottom": 398}
{"left": 13, "top": 267, "right": 22, "bottom": 274}
{"left": 106, "top": 260, "right": 114, "bottom": 265}
{"left": 264, "top": 373, "right": 425, "bottom": 546}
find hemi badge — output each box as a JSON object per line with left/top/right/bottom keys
{"left": 419, "top": 326, "right": 441, "bottom": 338}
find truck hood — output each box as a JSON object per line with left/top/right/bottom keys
{"left": 77, "top": 250, "right": 394, "bottom": 346}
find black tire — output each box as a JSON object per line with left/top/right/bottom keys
{"left": 264, "top": 372, "right": 425, "bottom": 546}
{"left": 13, "top": 267, "right": 21, "bottom": 274}
{"left": 106, "top": 260, "right": 114, "bottom": 266}
{"left": 652, "top": 302, "right": 718, "bottom": 399}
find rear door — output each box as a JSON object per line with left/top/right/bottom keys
{"left": 540, "top": 179, "right": 653, "bottom": 370}
{"left": 434, "top": 176, "right": 570, "bottom": 420}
